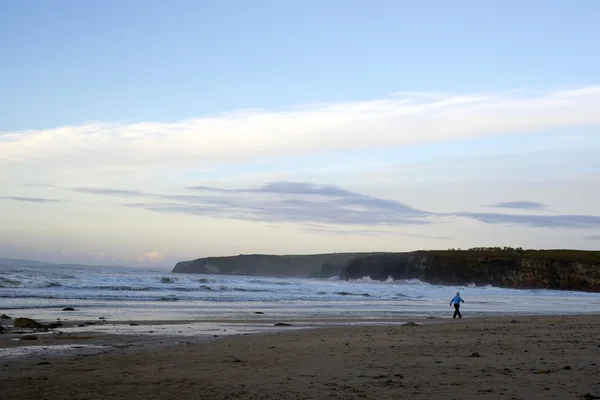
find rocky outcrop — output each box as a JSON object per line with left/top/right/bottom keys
{"left": 340, "top": 250, "right": 600, "bottom": 291}
{"left": 172, "top": 253, "right": 366, "bottom": 278}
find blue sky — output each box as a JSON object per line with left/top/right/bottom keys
{"left": 1, "top": 1, "right": 599, "bottom": 267}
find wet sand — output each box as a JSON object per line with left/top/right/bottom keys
{"left": 2, "top": 315, "right": 600, "bottom": 399}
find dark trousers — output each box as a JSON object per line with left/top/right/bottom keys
{"left": 453, "top": 303, "right": 462, "bottom": 318}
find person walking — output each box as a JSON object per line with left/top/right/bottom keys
{"left": 450, "top": 291, "right": 465, "bottom": 319}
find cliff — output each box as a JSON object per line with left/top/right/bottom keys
{"left": 173, "top": 249, "right": 600, "bottom": 291}
{"left": 340, "top": 249, "right": 600, "bottom": 291}
{"left": 172, "top": 253, "right": 366, "bottom": 278}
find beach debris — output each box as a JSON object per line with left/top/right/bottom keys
{"left": 0, "top": 313, "right": 11, "bottom": 319}
{"left": 20, "top": 335, "right": 38, "bottom": 340}
{"left": 274, "top": 322, "right": 292, "bottom": 327}
{"left": 13, "top": 317, "right": 41, "bottom": 329}
{"left": 470, "top": 352, "right": 481, "bottom": 357}
{"left": 583, "top": 394, "right": 600, "bottom": 400}
{"left": 402, "top": 322, "right": 419, "bottom": 327}
{"left": 62, "top": 307, "right": 75, "bottom": 311}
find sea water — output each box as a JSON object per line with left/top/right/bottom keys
{"left": 2, "top": 263, "right": 600, "bottom": 322}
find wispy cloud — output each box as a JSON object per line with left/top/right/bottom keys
{"left": 2, "top": 86, "right": 600, "bottom": 172}
{"left": 30, "top": 181, "right": 600, "bottom": 230}
{"left": 583, "top": 235, "right": 600, "bottom": 241}
{"left": 487, "top": 201, "right": 547, "bottom": 210}
{"left": 0, "top": 196, "right": 63, "bottom": 203}
{"left": 71, "top": 187, "right": 144, "bottom": 196}
{"left": 300, "top": 224, "right": 453, "bottom": 239}
{"left": 456, "top": 212, "right": 600, "bottom": 229}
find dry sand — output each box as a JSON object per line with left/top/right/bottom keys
{"left": 2, "top": 315, "right": 600, "bottom": 399}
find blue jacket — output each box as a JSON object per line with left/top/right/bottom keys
{"left": 450, "top": 295, "right": 464, "bottom": 305}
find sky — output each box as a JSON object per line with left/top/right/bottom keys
{"left": 1, "top": 0, "right": 599, "bottom": 268}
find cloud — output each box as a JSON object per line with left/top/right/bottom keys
{"left": 300, "top": 224, "right": 452, "bottom": 239}
{"left": 486, "top": 201, "right": 547, "bottom": 210}
{"left": 2, "top": 86, "right": 600, "bottom": 171}
{"left": 0, "top": 196, "right": 63, "bottom": 203}
{"left": 188, "top": 182, "right": 356, "bottom": 197}
{"left": 456, "top": 212, "right": 600, "bottom": 229}
{"left": 583, "top": 235, "right": 600, "bottom": 241}
{"left": 37, "top": 181, "right": 600, "bottom": 230}
{"left": 137, "top": 250, "right": 165, "bottom": 263}
{"left": 250, "top": 182, "right": 356, "bottom": 197}
{"left": 71, "top": 187, "right": 144, "bottom": 196}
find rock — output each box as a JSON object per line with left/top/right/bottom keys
{"left": 0, "top": 325, "right": 4, "bottom": 333}
{"left": 583, "top": 394, "right": 600, "bottom": 400}
{"left": 402, "top": 322, "right": 419, "bottom": 327}
{"left": 84, "top": 322, "right": 96, "bottom": 325}
{"left": 563, "top": 365, "right": 572, "bottom": 370}
{"left": 99, "top": 317, "right": 106, "bottom": 320}
{"left": 254, "top": 312, "right": 264, "bottom": 314}
{"left": 129, "top": 323, "right": 139, "bottom": 326}
{"left": 510, "top": 319, "right": 521, "bottom": 323}
{"left": 0, "top": 314, "right": 11, "bottom": 319}
{"left": 13, "top": 317, "right": 41, "bottom": 329}
{"left": 20, "top": 335, "right": 38, "bottom": 340}
{"left": 274, "top": 322, "right": 292, "bottom": 327}
{"left": 78, "top": 324, "right": 85, "bottom": 327}
{"left": 62, "top": 307, "right": 75, "bottom": 311}
{"left": 470, "top": 352, "right": 481, "bottom": 357}
{"left": 47, "top": 322, "right": 63, "bottom": 329}
{"left": 37, "top": 362, "right": 50, "bottom": 365}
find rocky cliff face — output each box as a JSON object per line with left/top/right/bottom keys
{"left": 173, "top": 249, "right": 600, "bottom": 291}
{"left": 172, "top": 253, "right": 365, "bottom": 278}
{"left": 340, "top": 250, "right": 600, "bottom": 291}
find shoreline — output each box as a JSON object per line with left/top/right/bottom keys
{"left": 2, "top": 314, "right": 600, "bottom": 399}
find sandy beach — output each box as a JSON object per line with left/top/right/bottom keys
{"left": 2, "top": 315, "right": 600, "bottom": 400}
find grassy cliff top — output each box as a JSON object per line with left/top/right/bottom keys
{"left": 415, "top": 248, "right": 600, "bottom": 264}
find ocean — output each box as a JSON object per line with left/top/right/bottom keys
{"left": 2, "top": 263, "right": 600, "bottom": 323}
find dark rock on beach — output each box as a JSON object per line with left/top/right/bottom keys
{"left": 274, "top": 323, "right": 292, "bottom": 327}
{"left": 0, "top": 313, "right": 11, "bottom": 319}
{"left": 402, "top": 322, "right": 419, "bottom": 327}
{"left": 62, "top": 307, "right": 75, "bottom": 311}
{"left": 20, "top": 335, "right": 38, "bottom": 340}
{"left": 13, "top": 317, "right": 41, "bottom": 329}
